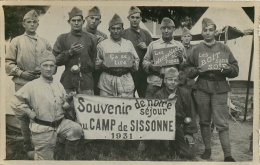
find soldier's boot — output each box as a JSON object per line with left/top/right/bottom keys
{"left": 65, "top": 140, "right": 80, "bottom": 160}
{"left": 219, "top": 129, "right": 235, "bottom": 162}
{"left": 200, "top": 126, "right": 211, "bottom": 159}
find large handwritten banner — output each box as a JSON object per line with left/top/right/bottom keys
{"left": 198, "top": 52, "right": 229, "bottom": 72}
{"left": 104, "top": 52, "right": 133, "bottom": 68}
{"left": 153, "top": 47, "right": 180, "bottom": 66}
{"left": 74, "top": 95, "right": 176, "bottom": 140}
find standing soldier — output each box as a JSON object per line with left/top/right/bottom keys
{"left": 53, "top": 7, "right": 97, "bottom": 97}
{"left": 139, "top": 17, "right": 185, "bottom": 151}
{"left": 83, "top": 6, "right": 108, "bottom": 43}
{"left": 184, "top": 18, "right": 238, "bottom": 162}
{"left": 142, "top": 17, "right": 185, "bottom": 99}
{"left": 179, "top": 27, "right": 197, "bottom": 91}
{"left": 5, "top": 10, "right": 52, "bottom": 152}
{"left": 82, "top": 6, "right": 108, "bottom": 96}
{"left": 95, "top": 13, "right": 139, "bottom": 98}
{"left": 181, "top": 27, "right": 197, "bottom": 60}
{"left": 122, "top": 6, "right": 153, "bottom": 98}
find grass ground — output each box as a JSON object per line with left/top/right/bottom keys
{"left": 6, "top": 115, "right": 253, "bottom": 161}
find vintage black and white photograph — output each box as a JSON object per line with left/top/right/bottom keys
{"left": 1, "top": 2, "right": 257, "bottom": 163}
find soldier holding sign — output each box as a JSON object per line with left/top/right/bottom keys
{"left": 95, "top": 14, "right": 139, "bottom": 97}
{"left": 154, "top": 67, "right": 197, "bottom": 159}
{"left": 142, "top": 17, "right": 185, "bottom": 99}
{"left": 122, "top": 6, "right": 153, "bottom": 98}
{"left": 183, "top": 18, "right": 238, "bottom": 162}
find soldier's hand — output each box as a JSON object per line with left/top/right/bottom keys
{"left": 176, "top": 47, "right": 183, "bottom": 57}
{"left": 69, "top": 42, "right": 84, "bottom": 56}
{"left": 137, "top": 42, "right": 147, "bottom": 49}
{"left": 221, "top": 63, "right": 232, "bottom": 73}
{"left": 150, "top": 64, "right": 161, "bottom": 72}
{"left": 101, "top": 62, "right": 109, "bottom": 70}
{"left": 168, "top": 93, "right": 177, "bottom": 100}
{"left": 21, "top": 71, "right": 36, "bottom": 81}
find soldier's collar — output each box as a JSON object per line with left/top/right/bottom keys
{"left": 71, "top": 30, "right": 83, "bottom": 36}
{"left": 24, "top": 32, "right": 38, "bottom": 40}
{"left": 110, "top": 38, "right": 123, "bottom": 45}
{"left": 40, "top": 75, "right": 53, "bottom": 83}
{"left": 85, "top": 26, "right": 97, "bottom": 35}
{"left": 130, "top": 26, "right": 141, "bottom": 33}
{"left": 160, "top": 37, "right": 174, "bottom": 44}
{"left": 203, "top": 40, "right": 216, "bottom": 46}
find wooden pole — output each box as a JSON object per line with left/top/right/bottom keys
{"left": 244, "top": 35, "right": 254, "bottom": 121}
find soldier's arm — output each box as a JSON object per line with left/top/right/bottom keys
{"left": 91, "top": 36, "right": 98, "bottom": 66}
{"left": 95, "top": 43, "right": 104, "bottom": 71}
{"left": 222, "top": 45, "right": 239, "bottom": 78}
{"left": 182, "top": 48, "right": 200, "bottom": 79}
{"left": 9, "top": 84, "right": 36, "bottom": 120}
{"left": 5, "top": 38, "right": 23, "bottom": 77}
{"left": 182, "top": 89, "right": 198, "bottom": 134}
{"left": 52, "top": 36, "right": 71, "bottom": 66}
{"left": 129, "top": 41, "right": 140, "bottom": 72}
{"left": 142, "top": 43, "right": 153, "bottom": 74}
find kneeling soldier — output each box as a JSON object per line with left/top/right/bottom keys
{"left": 155, "top": 67, "right": 198, "bottom": 159}
{"left": 10, "top": 50, "right": 82, "bottom": 160}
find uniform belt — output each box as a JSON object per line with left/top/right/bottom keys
{"left": 34, "top": 117, "right": 63, "bottom": 128}
{"left": 104, "top": 69, "right": 130, "bottom": 77}
{"left": 199, "top": 74, "right": 226, "bottom": 81}
{"left": 65, "top": 67, "right": 92, "bottom": 73}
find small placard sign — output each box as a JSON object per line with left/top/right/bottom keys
{"left": 198, "top": 52, "right": 229, "bottom": 72}
{"left": 153, "top": 47, "right": 180, "bottom": 67}
{"left": 104, "top": 52, "right": 133, "bottom": 68}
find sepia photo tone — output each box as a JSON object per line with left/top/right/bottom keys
{"left": 1, "top": 2, "right": 258, "bottom": 163}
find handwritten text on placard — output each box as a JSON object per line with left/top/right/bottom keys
{"left": 104, "top": 52, "right": 133, "bottom": 68}
{"left": 153, "top": 47, "right": 180, "bottom": 66}
{"left": 198, "top": 52, "right": 229, "bottom": 72}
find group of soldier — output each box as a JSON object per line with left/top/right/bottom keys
{"left": 6, "top": 6, "right": 239, "bottom": 162}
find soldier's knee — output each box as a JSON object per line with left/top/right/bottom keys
{"left": 69, "top": 122, "right": 82, "bottom": 139}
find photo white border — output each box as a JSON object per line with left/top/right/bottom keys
{"left": 0, "top": 1, "right": 259, "bottom": 165}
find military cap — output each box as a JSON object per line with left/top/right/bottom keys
{"left": 88, "top": 6, "right": 101, "bottom": 16}
{"left": 109, "top": 14, "right": 123, "bottom": 28}
{"left": 69, "top": 7, "right": 83, "bottom": 20}
{"left": 202, "top": 18, "right": 216, "bottom": 29}
{"left": 182, "top": 27, "right": 191, "bottom": 36}
{"left": 161, "top": 17, "right": 175, "bottom": 28}
{"left": 38, "top": 50, "right": 56, "bottom": 64}
{"left": 128, "top": 6, "right": 141, "bottom": 17}
{"left": 23, "top": 10, "right": 38, "bottom": 21}
{"left": 164, "top": 67, "right": 179, "bottom": 78}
